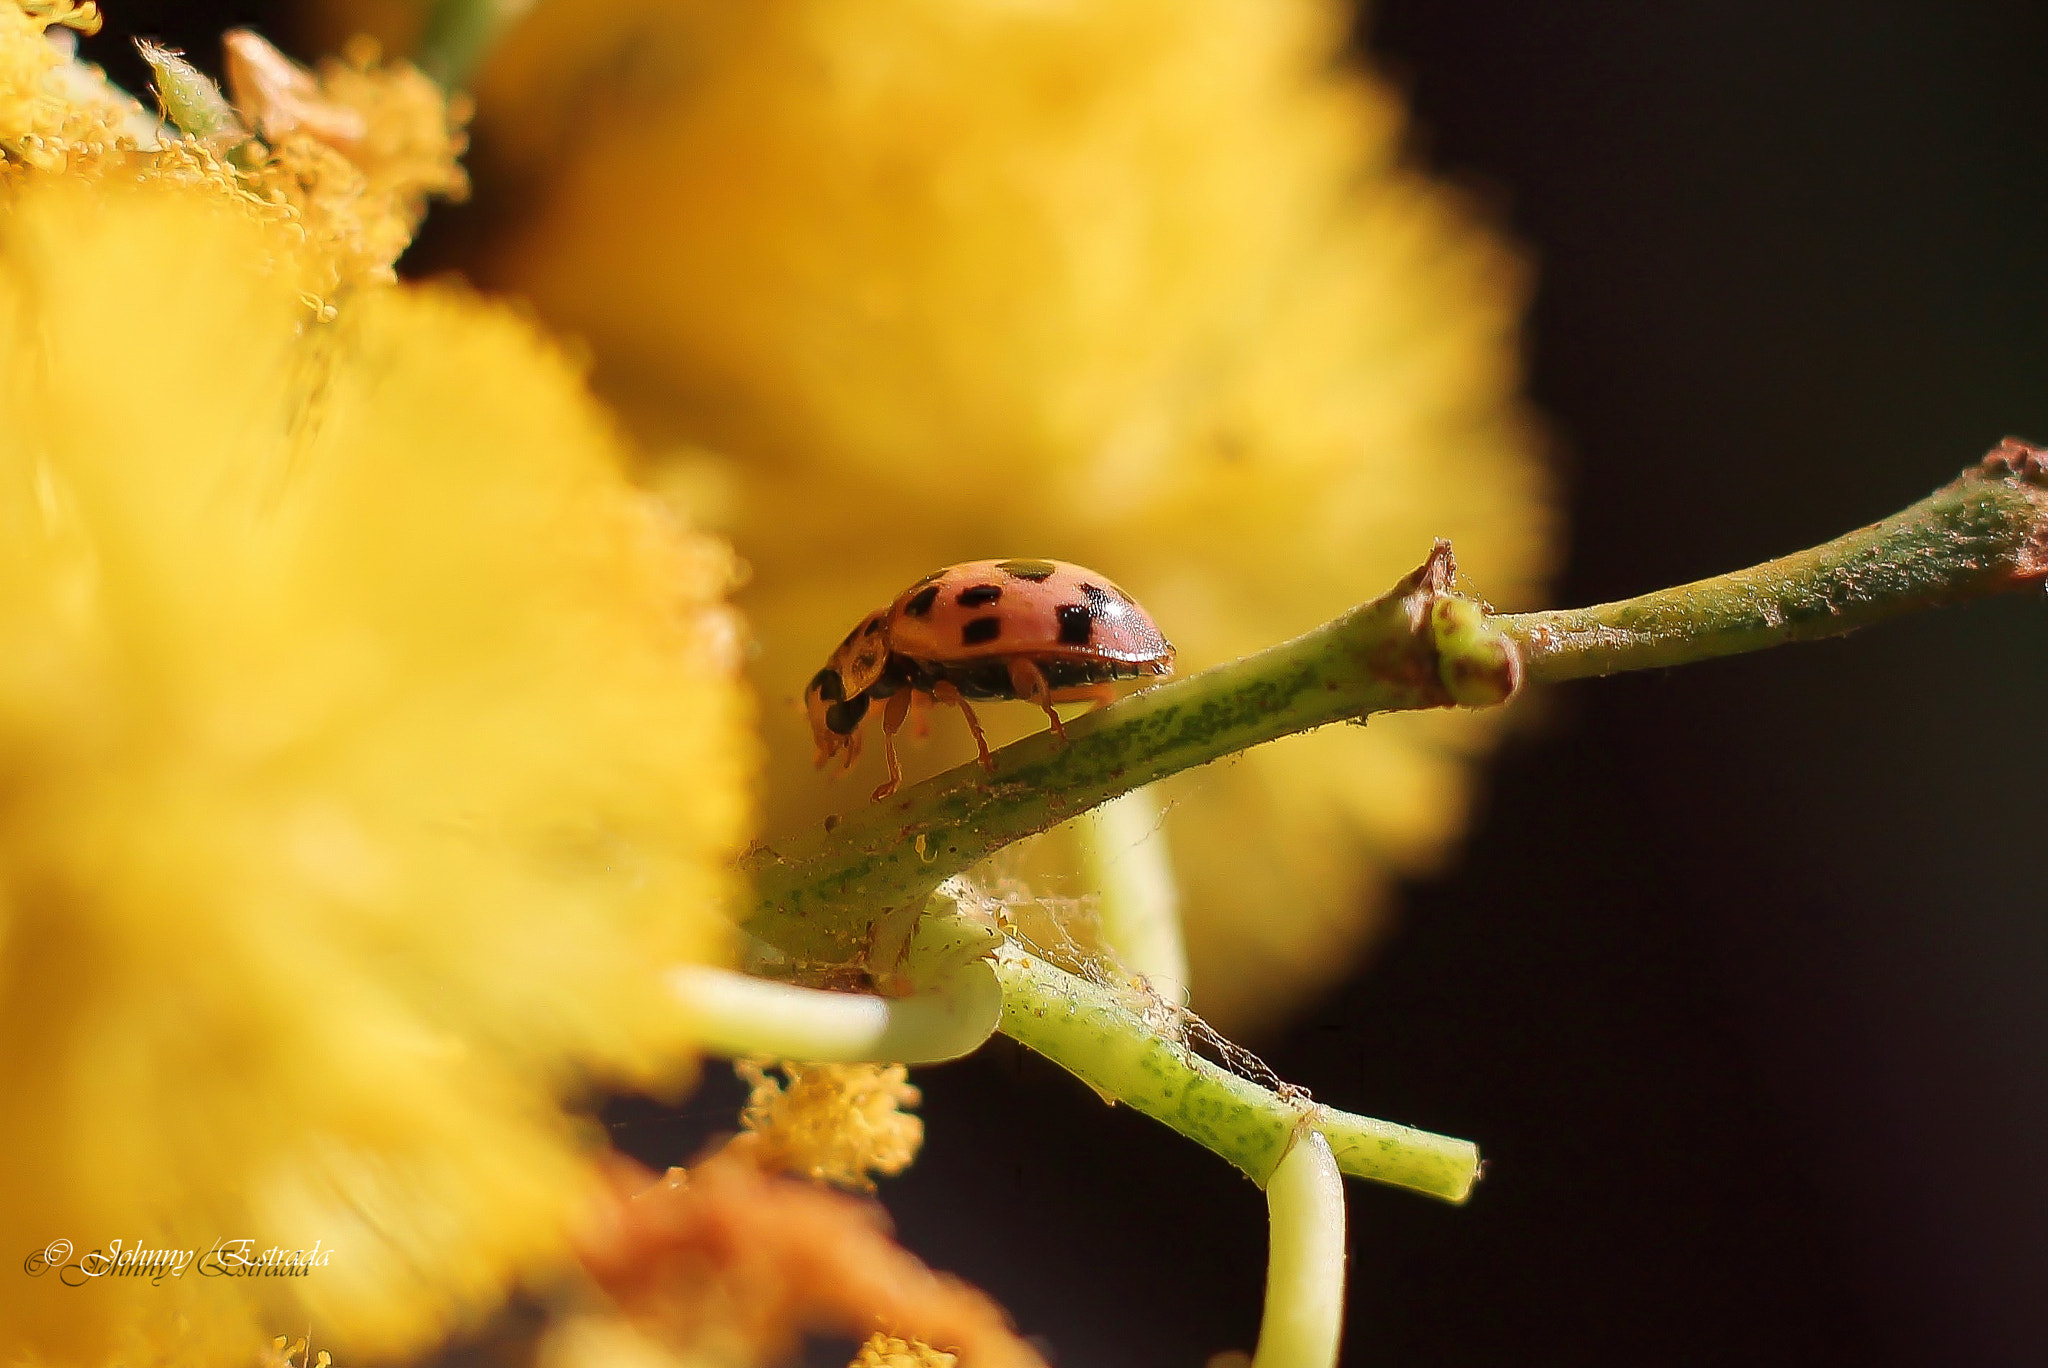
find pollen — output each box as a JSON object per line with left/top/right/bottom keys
{"left": 851, "top": 1333, "right": 960, "bottom": 1368}
{"left": 217, "top": 30, "right": 469, "bottom": 295}
{"left": 9, "top": 17, "right": 468, "bottom": 302}
{"left": 737, "top": 1060, "right": 925, "bottom": 1191}
{"left": 226, "top": 30, "right": 469, "bottom": 283}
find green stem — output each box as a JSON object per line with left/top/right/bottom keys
{"left": 1253, "top": 1129, "right": 1347, "bottom": 1368}
{"left": 676, "top": 906, "right": 1004, "bottom": 1064}
{"left": 1077, "top": 788, "right": 1189, "bottom": 1002}
{"left": 414, "top": 0, "right": 537, "bottom": 89}
{"left": 745, "top": 543, "right": 1515, "bottom": 974}
{"left": 992, "top": 942, "right": 1480, "bottom": 1202}
{"left": 1501, "top": 438, "right": 2048, "bottom": 681}
{"left": 668, "top": 962, "right": 1000, "bottom": 1065}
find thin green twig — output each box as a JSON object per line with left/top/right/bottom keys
{"left": 668, "top": 962, "right": 1000, "bottom": 1065}
{"left": 1501, "top": 438, "right": 2048, "bottom": 680}
{"left": 1252, "top": 1128, "right": 1348, "bottom": 1368}
{"left": 992, "top": 941, "right": 1480, "bottom": 1202}
{"left": 676, "top": 898, "right": 1006, "bottom": 1063}
{"left": 1078, "top": 788, "right": 1189, "bottom": 1003}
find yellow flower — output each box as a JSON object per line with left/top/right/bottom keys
{"left": 6, "top": 10, "right": 466, "bottom": 300}
{"left": 219, "top": 29, "right": 471, "bottom": 292}
{"left": 737, "top": 1060, "right": 924, "bottom": 1191}
{"left": 0, "top": 175, "right": 750, "bottom": 1365}
{"left": 851, "top": 1333, "right": 959, "bottom": 1368}
{"left": 370, "top": 0, "right": 1553, "bottom": 1031}
{"left": 0, "top": 0, "right": 136, "bottom": 164}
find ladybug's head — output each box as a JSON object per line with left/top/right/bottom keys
{"left": 804, "top": 665, "right": 871, "bottom": 767}
{"left": 830, "top": 611, "right": 893, "bottom": 695}
{"left": 806, "top": 609, "right": 893, "bottom": 766}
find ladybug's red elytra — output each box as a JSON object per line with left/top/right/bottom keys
{"left": 805, "top": 558, "right": 1175, "bottom": 800}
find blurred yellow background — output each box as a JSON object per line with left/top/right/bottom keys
{"left": 319, "top": 0, "right": 1555, "bottom": 1032}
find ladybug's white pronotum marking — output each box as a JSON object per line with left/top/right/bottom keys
{"left": 805, "top": 559, "right": 1176, "bottom": 800}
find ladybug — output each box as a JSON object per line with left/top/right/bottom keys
{"left": 806, "top": 558, "right": 1175, "bottom": 800}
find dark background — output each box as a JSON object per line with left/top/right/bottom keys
{"left": 87, "top": 3, "right": 2048, "bottom": 1364}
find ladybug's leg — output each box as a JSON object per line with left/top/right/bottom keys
{"left": 1006, "top": 657, "right": 1068, "bottom": 742}
{"left": 871, "top": 689, "right": 914, "bottom": 801}
{"left": 931, "top": 680, "right": 995, "bottom": 773}
{"left": 908, "top": 688, "right": 934, "bottom": 740}
{"left": 1048, "top": 681, "right": 1118, "bottom": 712}
{"left": 839, "top": 724, "right": 865, "bottom": 771}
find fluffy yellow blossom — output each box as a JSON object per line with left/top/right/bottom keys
{"left": 365, "top": 0, "right": 1553, "bottom": 1030}
{"left": 852, "top": 1333, "right": 959, "bottom": 1368}
{"left": 221, "top": 30, "right": 471, "bottom": 290}
{"left": 6, "top": 9, "right": 464, "bottom": 298}
{"left": 0, "top": 177, "right": 750, "bottom": 1365}
{"left": 0, "top": 0, "right": 141, "bottom": 166}
{"left": 737, "top": 1061, "right": 924, "bottom": 1191}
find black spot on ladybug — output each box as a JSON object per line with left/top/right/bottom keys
{"left": 962, "top": 616, "right": 1003, "bottom": 646}
{"left": 997, "top": 558, "right": 1058, "bottom": 582}
{"left": 955, "top": 584, "right": 1003, "bottom": 608}
{"left": 838, "top": 625, "right": 861, "bottom": 651}
{"left": 1056, "top": 603, "right": 1094, "bottom": 646}
{"left": 824, "top": 692, "right": 870, "bottom": 735}
{"left": 863, "top": 617, "right": 887, "bottom": 636}
{"left": 808, "top": 667, "right": 844, "bottom": 702}
{"left": 904, "top": 585, "right": 942, "bottom": 617}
